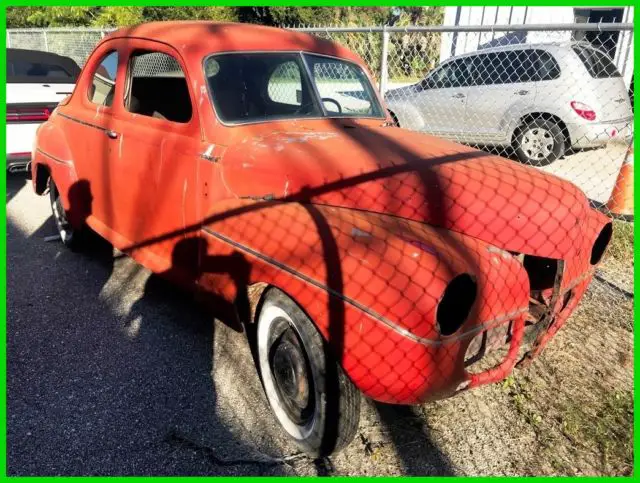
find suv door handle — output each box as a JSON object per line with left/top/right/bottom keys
{"left": 106, "top": 130, "right": 119, "bottom": 139}
{"left": 451, "top": 93, "right": 466, "bottom": 99}
{"left": 515, "top": 90, "right": 529, "bottom": 96}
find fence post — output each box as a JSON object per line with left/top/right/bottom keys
{"left": 43, "top": 31, "right": 49, "bottom": 51}
{"left": 380, "top": 27, "right": 389, "bottom": 94}
{"left": 6, "top": 31, "right": 11, "bottom": 48}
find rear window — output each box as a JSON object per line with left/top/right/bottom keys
{"left": 572, "top": 45, "right": 621, "bottom": 79}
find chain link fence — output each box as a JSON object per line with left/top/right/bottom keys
{"left": 6, "top": 23, "right": 634, "bottom": 475}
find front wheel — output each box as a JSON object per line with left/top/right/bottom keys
{"left": 514, "top": 119, "right": 566, "bottom": 166}
{"left": 49, "top": 179, "right": 85, "bottom": 251}
{"left": 256, "top": 288, "right": 360, "bottom": 457}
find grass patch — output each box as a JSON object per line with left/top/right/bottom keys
{"left": 502, "top": 373, "right": 633, "bottom": 475}
{"left": 605, "top": 220, "right": 634, "bottom": 263}
{"left": 560, "top": 390, "right": 633, "bottom": 475}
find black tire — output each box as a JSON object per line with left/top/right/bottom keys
{"left": 514, "top": 118, "right": 566, "bottom": 167}
{"left": 388, "top": 109, "right": 400, "bottom": 127}
{"left": 49, "top": 178, "right": 86, "bottom": 251}
{"left": 256, "top": 288, "right": 360, "bottom": 457}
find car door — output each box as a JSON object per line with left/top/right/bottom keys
{"left": 412, "top": 57, "right": 473, "bottom": 141}
{"left": 464, "top": 50, "right": 538, "bottom": 145}
{"left": 107, "top": 41, "right": 203, "bottom": 275}
{"left": 69, "top": 40, "right": 124, "bottom": 231}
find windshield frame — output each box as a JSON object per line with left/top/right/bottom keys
{"left": 202, "top": 50, "right": 386, "bottom": 126}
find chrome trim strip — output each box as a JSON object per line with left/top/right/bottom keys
{"left": 58, "top": 112, "right": 107, "bottom": 132}
{"left": 36, "top": 148, "right": 72, "bottom": 165}
{"left": 201, "top": 226, "right": 528, "bottom": 347}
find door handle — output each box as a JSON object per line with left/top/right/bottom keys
{"left": 106, "top": 130, "right": 119, "bottom": 139}
{"left": 515, "top": 90, "right": 529, "bottom": 96}
{"left": 451, "top": 93, "right": 466, "bottom": 99}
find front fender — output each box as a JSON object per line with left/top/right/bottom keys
{"left": 199, "top": 200, "right": 530, "bottom": 403}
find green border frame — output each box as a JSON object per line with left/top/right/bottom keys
{"left": 1, "top": 1, "right": 636, "bottom": 479}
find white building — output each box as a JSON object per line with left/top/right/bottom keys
{"left": 441, "top": 6, "right": 634, "bottom": 88}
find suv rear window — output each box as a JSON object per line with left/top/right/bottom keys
{"left": 572, "top": 45, "right": 621, "bottom": 78}
{"left": 7, "top": 49, "right": 80, "bottom": 84}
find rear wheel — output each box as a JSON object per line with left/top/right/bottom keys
{"left": 256, "top": 288, "right": 360, "bottom": 456}
{"left": 514, "top": 119, "right": 566, "bottom": 166}
{"left": 49, "top": 178, "right": 85, "bottom": 251}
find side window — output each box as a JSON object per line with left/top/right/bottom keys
{"left": 504, "top": 50, "right": 536, "bottom": 83}
{"left": 126, "top": 50, "right": 192, "bottom": 123}
{"left": 428, "top": 59, "right": 471, "bottom": 89}
{"left": 474, "top": 54, "right": 496, "bottom": 86}
{"left": 474, "top": 51, "right": 535, "bottom": 85}
{"left": 88, "top": 51, "right": 118, "bottom": 106}
{"left": 533, "top": 50, "right": 561, "bottom": 81}
{"left": 268, "top": 61, "right": 302, "bottom": 106}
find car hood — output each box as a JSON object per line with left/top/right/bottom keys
{"left": 219, "top": 122, "right": 589, "bottom": 259}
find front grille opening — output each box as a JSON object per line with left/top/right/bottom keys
{"left": 437, "top": 274, "right": 477, "bottom": 336}
{"left": 591, "top": 222, "right": 613, "bottom": 265}
{"left": 561, "top": 290, "right": 573, "bottom": 311}
{"left": 523, "top": 255, "right": 558, "bottom": 291}
{"left": 464, "top": 322, "right": 512, "bottom": 374}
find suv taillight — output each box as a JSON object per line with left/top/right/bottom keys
{"left": 7, "top": 107, "right": 51, "bottom": 123}
{"left": 570, "top": 101, "right": 596, "bottom": 121}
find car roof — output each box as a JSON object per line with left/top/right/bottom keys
{"left": 7, "top": 48, "right": 81, "bottom": 83}
{"left": 104, "top": 21, "right": 363, "bottom": 64}
{"left": 443, "top": 41, "right": 583, "bottom": 63}
{"left": 7, "top": 47, "right": 79, "bottom": 65}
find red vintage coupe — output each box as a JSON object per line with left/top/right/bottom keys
{"left": 31, "top": 21, "right": 613, "bottom": 456}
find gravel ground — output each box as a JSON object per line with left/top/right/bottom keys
{"left": 6, "top": 172, "right": 633, "bottom": 476}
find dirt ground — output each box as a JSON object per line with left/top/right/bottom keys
{"left": 6, "top": 173, "right": 634, "bottom": 476}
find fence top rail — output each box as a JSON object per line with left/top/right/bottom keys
{"left": 7, "top": 28, "right": 115, "bottom": 33}
{"left": 292, "top": 23, "right": 634, "bottom": 33}
{"left": 7, "top": 22, "right": 634, "bottom": 35}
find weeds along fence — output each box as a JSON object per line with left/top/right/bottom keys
{"left": 6, "top": 22, "right": 634, "bottom": 474}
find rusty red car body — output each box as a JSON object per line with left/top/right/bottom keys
{"left": 31, "top": 21, "right": 613, "bottom": 453}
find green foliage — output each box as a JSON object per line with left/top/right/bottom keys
{"left": 6, "top": 6, "right": 445, "bottom": 80}
{"left": 93, "top": 7, "right": 144, "bottom": 27}
{"left": 11, "top": 7, "right": 100, "bottom": 27}
{"left": 7, "top": 6, "right": 444, "bottom": 29}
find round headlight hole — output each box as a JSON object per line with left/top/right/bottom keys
{"left": 591, "top": 222, "right": 613, "bottom": 265}
{"left": 437, "top": 273, "right": 477, "bottom": 336}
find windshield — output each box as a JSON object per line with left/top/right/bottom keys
{"left": 204, "top": 52, "right": 384, "bottom": 124}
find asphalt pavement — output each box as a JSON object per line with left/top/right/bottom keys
{"left": 6, "top": 174, "right": 300, "bottom": 476}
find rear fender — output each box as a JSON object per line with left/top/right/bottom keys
{"left": 31, "top": 119, "right": 78, "bottom": 212}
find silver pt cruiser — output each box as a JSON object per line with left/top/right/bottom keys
{"left": 385, "top": 41, "right": 633, "bottom": 166}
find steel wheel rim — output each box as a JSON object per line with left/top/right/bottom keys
{"left": 51, "top": 186, "right": 74, "bottom": 244}
{"left": 268, "top": 318, "right": 314, "bottom": 426}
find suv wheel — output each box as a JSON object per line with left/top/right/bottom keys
{"left": 514, "top": 119, "right": 566, "bottom": 166}
{"left": 256, "top": 288, "right": 360, "bottom": 456}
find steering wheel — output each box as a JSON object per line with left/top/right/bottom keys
{"left": 321, "top": 97, "right": 342, "bottom": 114}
